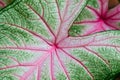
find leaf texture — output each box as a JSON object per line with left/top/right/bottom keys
{"left": 0, "top": 0, "right": 120, "bottom": 80}
{"left": 0, "top": 0, "right": 14, "bottom": 9}
{"left": 70, "top": 0, "right": 120, "bottom": 36}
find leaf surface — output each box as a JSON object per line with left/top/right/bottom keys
{"left": 0, "top": 0, "right": 14, "bottom": 9}
{"left": 0, "top": 0, "right": 120, "bottom": 80}
{"left": 70, "top": 0, "right": 120, "bottom": 36}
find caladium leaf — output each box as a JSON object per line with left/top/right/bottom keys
{"left": 0, "top": 0, "right": 14, "bottom": 9}
{"left": 0, "top": 0, "right": 6, "bottom": 8}
{"left": 70, "top": 0, "right": 120, "bottom": 36}
{"left": 0, "top": 0, "right": 120, "bottom": 80}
